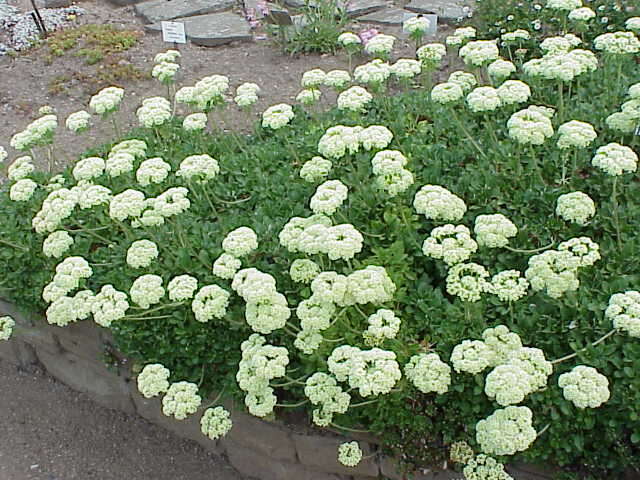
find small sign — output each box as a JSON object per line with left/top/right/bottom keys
{"left": 635, "top": 124, "right": 640, "bottom": 136}
{"left": 403, "top": 12, "right": 438, "bottom": 36}
{"left": 161, "top": 21, "right": 186, "bottom": 44}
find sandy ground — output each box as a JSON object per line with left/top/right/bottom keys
{"left": 0, "top": 359, "right": 245, "bottom": 480}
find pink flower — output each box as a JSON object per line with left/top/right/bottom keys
{"left": 359, "top": 28, "right": 379, "bottom": 45}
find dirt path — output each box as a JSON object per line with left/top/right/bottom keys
{"left": 0, "top": 359, "right": 245, "bottom": 480}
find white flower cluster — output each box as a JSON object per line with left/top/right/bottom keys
{"left": 475, "top": 406, "right": 537, "bottom": 456}
{"left": 507, "top": 106, "right": 554, "bottom": 145}
{"left": 474, "top": 214, "right": 517, "bottom": 249}
{"left": 73, "top": 156, "right": 105, "bottom": 181}
{"left": 232, "top": 268, "right": 290, "bottom": 334}
{"left": 557, "top": 237, "right": 600, "bottom": 267}
{"left": 546, "top": 0, "right": 580, "bottom": 10}
{"left": 136, "top": 97, "right": 172, "bottom": 128}
{"left": 234, "top": 82, "right": 260, "bottom": 107}
{"left": 416, "top": 43, "right": 447, "bottom": 68}
{"left": 338, "top": 32, "right": 361, "bottom": 47}
{"left": 557, "top": 120, "right": 597, "bottom": 149}
{"left": 236, "top": 334, "right": 289, "bottom": 417}
{"left": 167, "top": 274, "right": 198, "bottom": 301}
{"left": 0, "top": 146, "right": 6, "bottom": 163}
{"left": 162, "top": 381, "right": 202, "bottom": 420}
{"left": 45, "top": 290, "right": 94, "bottom": 327}
{"left": 43, "top": 231, "right": 74, "bottom": 259}
{"left": 338, "top": 441, "right": 363, "bottom": 467}
{"left": 523, "top": 49, "right": 598, "bottom": 83}
{"left": 222, "top": 227, "right": 258, "bottom": 258}
{"left": 390, "top": 58, "right": 422, "bottom": 79}
{"left": 200, "top": 406, "right": 233, "bottom": 440}
{"left": 213, "top": 253, "right": 241, "bottom": 280}
{"left": 177, "top": 154, "right": 220, "bottom": 183}
{"left": 591, "top": 143, "right": 638, "bottom": 176}
{"left": 448, "top": 71, "right": 476, "bottom": 92}
{"left": 318, "top": 125, "right": 362, "bottom": 158}
{"left": 496, "top": 80, "right": 531, "bottom": 106}
{"left": 137, "top": 157, "right": 171, "bottom": 186}
{"left": 32, "top": 187, "right": 77, "bottom": 233}
{"left": 183, "top": 113, "right": 208, "bottom": 132}
{"left": 301, "top": 68, "right": 325, "bottom": 88}
{"left": 525, "top": 249, "right": 582, "bottom": 298}
{"left": 304, "top": 372, "right": 350, "bottom": 426}
{"left": 289, "top": 259, "right": 320, "bottom": 284}
{"left": 137, "top": 363, "right": 170, "bottom": 398}
{"left": 65, "top": 110, "right": 91, "bottom": 133}
{"left": 364, "top": 309, "right": 401, "bottom": 346}
{"left": 627, "top": 17, "right": 640, "bottom": 33}
{"left": 262, "top": 103, "right": 294, "bottom": 129}
{"left": 0, "top": 315, "right": 15, "bottom": 341}
{"left": 446, "top": 263, "right": 492, "bottom": 302}
{"left": 109, "top": 189, "right": 146, "bottom": 221}
{"left": 324, "top": 70, "right": 351, "bottom": 90}
{"left": 404, "top": 352, "right": 452, "bottom": 394}
{"left": 558, "top": 365, "right": 610, "bottom": 408}
{"left": 450, "top": 441, "right": 474, "bottom": 464}
{"left": 8, "top": 156, "right": 35, "bottom": 181}
{"left": 556, "top": 191, "right": 595, "bottom": 225}
{"left": 193, "top": 75, "right": 230, "bottom": 110}
{"left": 192, "top": 284, "right": 230, "bottom": 322}
{"left": 422, "top": 224, "right": 478, "bottom": 265}
{"left": 594, "top": 31, "right": 640, "bottom": 55}
{"left": 501, "top": 29, "right": 530, "bottom": 44}
{"left": 463, "top": 455, "right": 514, "bottom": 480}
{"left": 10, "top": 115, "right": 58, "bottom": 150}
{"left": 296, "top": 88, "right": 321, "bottom": 106}
{"left": 569, "top": 6, "right": 596, "bottom": 21}
{"left": 92, "top": 285, "right": 129, "bottom": 327}
{"left": 154, "top": 49, "right": 180, "bottom": 64}
{"left": 450, "top": 339, "right": 493, "bottom": 374}
{"left": 300, "top": 156, "right": 332, "bottom": 183}
{"left": 403, "top": 16, "right": 430, "bottom": 36}
{"left": 328, "top": 345, "right": 402, "bottom": 397}
{"left": 152, "top": 61, "right": 180, "bottom": 84}
{"left": 364, "top": 34, "right": 395, "bottom": 57}
{"left": 431, "top": 82, "right": 464, "bottom": 104}
{"left": 371, "top": 150, "right": 413, "bottom": 197}
{"left": 133, "top": 187, "right": 191, "bottom": 228}
{"left": 9, "top": 179, "right": 37, "bottom": 202}
{"left": 459, "top": 40, "right": 500, "bottom": 67}
{"left": 126, "top": 239, "right": 159, "bottom": 269}
{"left": 89, "top": 86, "right": 124, "bottom": 116}
{"left": 130, "top": 274, "right": 165, "bottom": 309}
{"left": 354, "top": 59, "right": 390, "bottom": 86}
{"left": 106, "top": 152, "right": 135, "bottom": 177}
{"left": 466, "top": 87, "right": 502, "bottom": 113}
{"left": 337, "top": 86, "right": 373, "bottom": 112}
{"left": 310, "top": 180, "right": 348, "bottom": 215}
{"left": 487, "top": 58, "right": 516, "bottom": 81}
{"left": 491, "top": 270, "right": 529, "bottom": 302}
{"left": 482, "top": 325, "right": 524, "bottom": 366}
{"left": 605, "top": 291, "right": 640, "bottom": 338}
{"left": 279, "top": 215, "right": 363, "bottom": 261}
{"left": 43, "top": 256, "right": 93, "bottom": 305}
{"left": 414, "top": 185, "right": 467, "bottom": 222}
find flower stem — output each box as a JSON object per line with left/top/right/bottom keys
{"left": 450, "top": 108, "right": 486, "bottom": 159}
{"left": 551, "top": 328, "right": 616, "bottom": 365}
{"left": 504, "top": 241, "right": 554, "bottom": 254}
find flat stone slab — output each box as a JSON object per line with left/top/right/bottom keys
{"left": 135, "top": 0, "right": 235, "bottom": 24}
{"left": 345, "top": 0, "right": 386, "bottom": 18}
{"left": 146, "top": 12, "right": 252, "bottom": 47}
{"left": 357, "top": 7, "right": 409, "bottom": 25}
{"left": 405, "top": 0, "right": 468, "bottom": 22}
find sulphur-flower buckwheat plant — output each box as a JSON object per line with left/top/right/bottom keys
{"left": 591, "top": 143, "right": 638, "bottom": 176}
{"left": 289, "top": 259, "right": 321, "bottom": 284}
{"left": 222, "top": 227, "right": 258, "bottom": 258}
{"left": 8, "top": 156, "right": 35, "bottom": 181}
{"left": 136, "top": 157, "right": 171, "bottom": 186}
{"left": 136, "top": 97, "right": 172, "bottom": 128}
{"left": 310, "top": 180, "right": 348, "bottom": 216}
{"left": 152, "top": 61, "right": 180, "bottom": 84}
{"left": 126, "top": 240, "right": 159, "bottom": 269}
{"left": 558, "top": 237, "right": 600, "bottom": 267}
{"left": 176, "top": 154, "right": 220, "bottom": 183}
{"left": 262, "top": 104, "right": 294, "bottom": 129}
{"left": 167, "top": 275, "right": 198, "bottom": 301}
{"left": 446, "top": 263, "right": 491, "bottom": 302}
{"left": 300, "top": 156, "right": 332, "bottom": 183}
{"left": 449, "top": 441, "right": 474, "bottom": 464}
{"left": 0, "top": 315, "right": 15, "bottom": 341}
{"left": 449, "top": 71, "right": 477, "bottom": 93}
{"left": 496, "top": 80, "right": 531, "bottom": 106}
{"left": 162, "top": 381, "right": 202, "bottom": 420}
{"left": 593, "top": 32, "right": 640, "bottom": 55}
{"left": 183, "top": 113, "right": 208, "bottom": 132}
{"left": 558, "top": 365, "right": 610, "bottom": 408}
{"left": 466, "top": 87, "right": 502, "bottom": 113}
{"left": 417, "top": 43, "right": 447, "bottom": 69}
{"left": 364, "top": 34, "right": 395, "bottom": 57}
{"left": 91, "top": 285, "right": 129, "bottom": 328}
{"left": 200, "top": 407, "right": 233, "bottom": 440}
{"left": 213, "top": 253, "right": 242, "bottom": 280}
{"left": 463, "top": 455, "right": 514, "bottom": 480}
{"left": 476, "top": 406, "right": 537, "bottom": 456}
{"left": 491, "top": 271, "right": 529, "bottom": 302}
{"left": 431, "top": 82, "right": 464, "bottom": 104}
{"left": 338, "top": 441, "right": 363, "bottom": 467}
{"left": 154, "top": 49, "right": 181, "bottom": 63}
{"left": 192, "top": 285, "right": 230, "bottom": 322}
{"left": 301, "top": 68, "right": 326, "bottom": 88}
{"left": 65, "top": 110, "right": 91, "bottom": 133}
{"left": 324, "top": 70, "right": 351, "bottom": 90}
{"left": 569, "top": 7, "right": 596, "bottom": 21}
{"left": 405, "top": 352, "right": 452, "bottom": 394}
{"left": 337, "top": 86, "right": 373, "bottom": 112}
{"left": 487, "top": 58, "right": 516, "bottom": 81}
{"left": 459, "top": 40, "right": 500, "bottom": 67}
{"left": 474, "top": 214, "right": 517, "bottom": 249}
{"left": 137, "top": 363, "right": 170, "bottom": 398}
{"left": 557, "top": 120, "right": 597, "bottom": 149}
{"left": 43, "top": 231, "right": 74, "bottom": 258}
{"left": 556, "top": 191, "right": 595, "bottom": 225}
{"left": 451, "top": 339, "right": 493, "bottom": 374}
{"left": 296, "top": 89, "right": 321, "bottom": 106}
{"left": 422, "top": 224, "right": 478, "bottom": 266}
{"left": 414, "top": 185, "right": 467, "bottom": 222}
{"left": 605, "top": 291, "right": 640, "bottom": 338}
{"left": 9, "top": 179, "right": 37, "bottom": 202}
{"left": 364, "top": 309, "right": 401, "bottom": 345}
{"left": 89, "top": 86, "right": 124, "bottom": 116}
{"left": 130, "top": 274, "right": 165, "bottom": 309}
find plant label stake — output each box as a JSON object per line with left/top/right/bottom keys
{"left": 161, "top": 21, "right": 186, "bottom": 45}
{"left": 30, "top": 0, "right": 48, "bottom": 38}
{"left": 635, "top": 124, "right": 640, "bottom": 136}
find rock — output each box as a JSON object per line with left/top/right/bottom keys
{"left": 357, "top": 8, "right": 410, "bottom": 26}
{"left": 405, "top": 0, "right": 469, "bottom": 23}
{"left": 34, "top": 0, "right": 72, "bottom": 8}
{"left": 344, "top": 0, "right": 386, "bottom": 18}
{"left": 134, "top": 0, "right": 235, "bottom": 24}
{"left": 36, "top": 348, "right": 136, "bottom": 414}
{"left": 106, "top": 0, "right": 147, "bottom": 5}
{"left": 293, "top": 433, "right": 379, "bottom": 477}
{"left": 54, "top": 320, "right": 114, "bottom": 363}
{"left": 0, "top": 339, "right": 38, "bottom": 368}
{"left": 506, "top": 463, "right": 558, "bottom": 479}
{"left": 146, "top": 12, "right": 252, "bottom": 47}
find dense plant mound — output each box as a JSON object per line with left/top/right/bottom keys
{"left": 2, "top": 6, "right": 640, "bottom": 479}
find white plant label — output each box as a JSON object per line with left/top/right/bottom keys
{"left": 161, "top": 21, "right": 186, "bottom": 44}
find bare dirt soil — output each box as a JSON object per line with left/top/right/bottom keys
{"left": 0, "top": 359, "right": 245, "bottom": 480}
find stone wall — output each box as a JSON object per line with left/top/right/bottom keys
{"left": 0, "top": 299, "right": 556, "bottom": 480}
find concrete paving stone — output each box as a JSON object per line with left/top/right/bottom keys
{"left": 344, "top": 0, "right": 387, "bottom": 18}
{"left": 146, "top": 11, "right": 252, "bottom": 47}
{"left": 107, "top": 0, "right": 147, "bottom": 6}
{"left": 405, "top": 0, "right": 469, "bottom": 22}
{"left": 135, "top": 0, "right": 235, "bottom": 24}
{"left": 357, "top": 7, "right": 410, "bottom": 25}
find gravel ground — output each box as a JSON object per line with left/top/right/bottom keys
{"left": 0, "top": 359, "right": 245, "bottom": 480}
